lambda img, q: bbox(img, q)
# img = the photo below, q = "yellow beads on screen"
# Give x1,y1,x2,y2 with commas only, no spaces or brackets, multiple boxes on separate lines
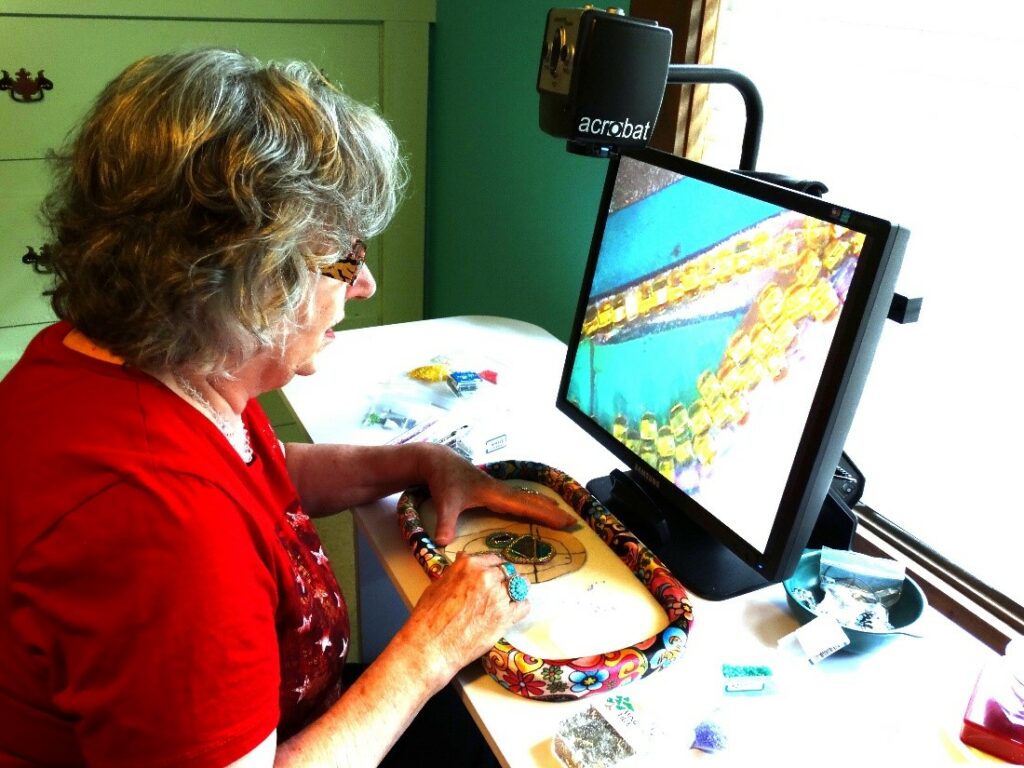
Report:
639,411,658,441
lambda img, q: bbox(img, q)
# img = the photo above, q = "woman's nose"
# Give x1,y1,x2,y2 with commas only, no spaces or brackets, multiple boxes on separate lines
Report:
347,265,376,300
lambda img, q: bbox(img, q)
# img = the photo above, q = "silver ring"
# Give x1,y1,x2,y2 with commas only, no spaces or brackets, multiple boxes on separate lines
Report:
497,561,528,601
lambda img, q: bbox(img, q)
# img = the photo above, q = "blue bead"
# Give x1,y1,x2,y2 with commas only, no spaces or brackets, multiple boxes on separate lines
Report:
692,719,727,752
508,575,529,601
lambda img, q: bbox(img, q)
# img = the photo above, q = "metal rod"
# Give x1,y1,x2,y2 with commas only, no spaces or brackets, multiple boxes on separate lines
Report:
667,64,763,171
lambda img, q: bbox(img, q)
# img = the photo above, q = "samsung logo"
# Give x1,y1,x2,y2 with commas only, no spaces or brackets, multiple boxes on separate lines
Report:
631,462,661,488
577,115,652,141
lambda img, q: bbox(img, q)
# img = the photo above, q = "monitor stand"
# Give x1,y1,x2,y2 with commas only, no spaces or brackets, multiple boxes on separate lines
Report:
586,469,772,601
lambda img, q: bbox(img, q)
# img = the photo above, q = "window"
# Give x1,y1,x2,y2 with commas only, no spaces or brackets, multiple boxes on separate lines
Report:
699,0,1024,626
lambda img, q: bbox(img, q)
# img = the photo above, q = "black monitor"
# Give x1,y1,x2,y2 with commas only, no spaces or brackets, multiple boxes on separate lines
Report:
556,147,909,600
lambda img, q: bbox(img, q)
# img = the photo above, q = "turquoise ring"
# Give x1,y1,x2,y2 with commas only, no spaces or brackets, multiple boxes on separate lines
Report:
499,562,517,580
507,574,529,602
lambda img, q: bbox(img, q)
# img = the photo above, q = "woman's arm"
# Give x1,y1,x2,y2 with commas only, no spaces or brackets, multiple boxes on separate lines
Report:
284,441,574,544
228,552,525,767
263,442,573,766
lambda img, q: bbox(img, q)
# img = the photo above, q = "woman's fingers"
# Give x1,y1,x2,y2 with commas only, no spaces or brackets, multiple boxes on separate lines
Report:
411,552,532,671
485,484,577,531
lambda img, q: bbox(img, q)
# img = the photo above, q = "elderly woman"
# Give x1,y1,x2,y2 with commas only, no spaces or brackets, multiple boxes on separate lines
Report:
0,49,573,767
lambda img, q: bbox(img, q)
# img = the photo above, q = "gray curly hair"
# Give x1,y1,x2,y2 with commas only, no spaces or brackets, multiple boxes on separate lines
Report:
37,47,406,375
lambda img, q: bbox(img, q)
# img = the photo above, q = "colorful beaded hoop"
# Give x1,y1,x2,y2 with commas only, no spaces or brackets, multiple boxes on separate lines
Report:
396,459,694,701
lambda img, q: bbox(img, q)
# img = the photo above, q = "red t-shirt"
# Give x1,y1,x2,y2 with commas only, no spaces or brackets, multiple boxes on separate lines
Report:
0,323,350,767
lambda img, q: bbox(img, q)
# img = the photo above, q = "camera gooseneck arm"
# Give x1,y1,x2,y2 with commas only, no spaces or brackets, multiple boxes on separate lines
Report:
666,64,763,172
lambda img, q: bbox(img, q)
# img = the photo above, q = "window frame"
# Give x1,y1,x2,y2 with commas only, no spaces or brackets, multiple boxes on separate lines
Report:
635,0,1023,653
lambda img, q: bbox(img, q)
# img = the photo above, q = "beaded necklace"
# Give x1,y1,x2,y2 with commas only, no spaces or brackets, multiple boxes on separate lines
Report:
173,373,253,463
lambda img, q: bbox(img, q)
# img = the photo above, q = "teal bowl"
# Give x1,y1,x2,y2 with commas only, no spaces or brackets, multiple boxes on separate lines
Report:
783,549,927,654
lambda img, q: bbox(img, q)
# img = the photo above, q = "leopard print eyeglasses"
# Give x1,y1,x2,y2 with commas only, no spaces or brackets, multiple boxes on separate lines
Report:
319,239,367,285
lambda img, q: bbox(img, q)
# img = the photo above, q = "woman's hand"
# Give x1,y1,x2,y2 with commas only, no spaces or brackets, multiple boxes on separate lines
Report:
417,445,576,545
404,552,529,682
274,551,527,767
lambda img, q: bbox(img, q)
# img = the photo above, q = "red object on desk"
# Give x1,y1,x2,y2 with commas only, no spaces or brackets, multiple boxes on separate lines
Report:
961,662,1024,764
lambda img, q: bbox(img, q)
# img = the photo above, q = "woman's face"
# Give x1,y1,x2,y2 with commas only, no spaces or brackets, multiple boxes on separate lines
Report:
244,262,377,392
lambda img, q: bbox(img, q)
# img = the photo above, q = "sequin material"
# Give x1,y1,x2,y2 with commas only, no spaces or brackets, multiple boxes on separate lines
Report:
396,460,694,701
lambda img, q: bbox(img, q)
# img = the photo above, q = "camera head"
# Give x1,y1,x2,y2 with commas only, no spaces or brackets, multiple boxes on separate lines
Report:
537,7,672,157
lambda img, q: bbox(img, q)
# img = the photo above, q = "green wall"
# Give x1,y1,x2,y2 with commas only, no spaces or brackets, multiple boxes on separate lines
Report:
425,1,612,342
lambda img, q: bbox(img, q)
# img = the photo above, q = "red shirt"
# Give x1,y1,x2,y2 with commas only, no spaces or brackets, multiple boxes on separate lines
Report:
0,323,349,767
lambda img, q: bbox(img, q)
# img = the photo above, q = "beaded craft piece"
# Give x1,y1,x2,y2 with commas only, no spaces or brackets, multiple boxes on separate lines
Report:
396,459,694,701
443,523,586,584
484,531,556,564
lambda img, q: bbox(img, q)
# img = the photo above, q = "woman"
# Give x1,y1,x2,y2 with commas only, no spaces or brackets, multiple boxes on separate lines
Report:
0,49,574,767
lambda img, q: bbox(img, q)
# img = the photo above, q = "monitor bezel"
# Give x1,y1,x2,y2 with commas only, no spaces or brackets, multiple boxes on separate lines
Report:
555,146,907,588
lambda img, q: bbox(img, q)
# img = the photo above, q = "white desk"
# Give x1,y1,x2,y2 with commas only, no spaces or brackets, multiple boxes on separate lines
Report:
283,316,999,767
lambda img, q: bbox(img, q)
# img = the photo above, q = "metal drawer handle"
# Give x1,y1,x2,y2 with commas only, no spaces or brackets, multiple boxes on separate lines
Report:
22,245,50,267
1,68,54,102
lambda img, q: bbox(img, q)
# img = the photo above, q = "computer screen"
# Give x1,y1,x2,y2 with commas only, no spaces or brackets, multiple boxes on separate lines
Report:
557,148,908,599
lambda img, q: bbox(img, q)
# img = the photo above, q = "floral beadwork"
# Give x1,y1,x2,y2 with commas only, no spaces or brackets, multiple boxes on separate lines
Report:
395,460,694,701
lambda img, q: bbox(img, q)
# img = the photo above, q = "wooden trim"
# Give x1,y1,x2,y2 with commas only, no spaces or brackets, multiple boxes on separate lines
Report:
853,510,1019,654
629,0,721,159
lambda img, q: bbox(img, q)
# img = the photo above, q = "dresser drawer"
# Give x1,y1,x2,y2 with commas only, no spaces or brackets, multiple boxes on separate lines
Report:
0,160,56,328
0,15,380,162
